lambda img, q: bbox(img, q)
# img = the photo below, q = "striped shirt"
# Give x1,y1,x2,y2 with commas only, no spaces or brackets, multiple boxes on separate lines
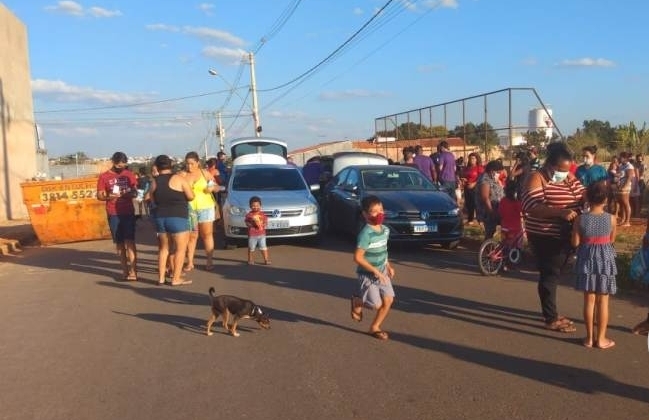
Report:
356,224,390,275
522,174,584,237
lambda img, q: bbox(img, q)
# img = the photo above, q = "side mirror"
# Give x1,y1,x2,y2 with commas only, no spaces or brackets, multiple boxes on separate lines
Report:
343,184,358,194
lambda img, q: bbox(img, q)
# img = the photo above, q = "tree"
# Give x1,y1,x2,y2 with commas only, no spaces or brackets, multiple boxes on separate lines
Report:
614,122,649,154
448,122,499,147
581,120,617,151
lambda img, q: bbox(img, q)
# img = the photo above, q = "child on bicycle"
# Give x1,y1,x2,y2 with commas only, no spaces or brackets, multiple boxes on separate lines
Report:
498,180,523,248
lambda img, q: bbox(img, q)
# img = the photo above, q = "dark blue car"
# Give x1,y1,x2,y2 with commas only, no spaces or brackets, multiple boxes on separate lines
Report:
324,165,463,248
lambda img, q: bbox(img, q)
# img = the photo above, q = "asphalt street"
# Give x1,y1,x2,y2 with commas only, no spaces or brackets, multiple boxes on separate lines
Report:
0,220,648,420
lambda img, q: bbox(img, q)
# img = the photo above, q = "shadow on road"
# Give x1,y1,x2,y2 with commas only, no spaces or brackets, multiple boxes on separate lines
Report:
388,330,649,404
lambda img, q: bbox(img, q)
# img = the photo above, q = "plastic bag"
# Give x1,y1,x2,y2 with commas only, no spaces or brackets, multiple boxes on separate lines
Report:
629,248,649,285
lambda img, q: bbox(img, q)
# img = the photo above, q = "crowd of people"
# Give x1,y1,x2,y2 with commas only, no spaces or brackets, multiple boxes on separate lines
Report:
96,144,649,343
395,141,649,346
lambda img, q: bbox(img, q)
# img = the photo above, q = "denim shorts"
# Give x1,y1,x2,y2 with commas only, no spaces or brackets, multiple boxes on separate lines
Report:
248,235,267,251
107,214,136,244
357,265,395,309
189,207,215,231
155,216,190,234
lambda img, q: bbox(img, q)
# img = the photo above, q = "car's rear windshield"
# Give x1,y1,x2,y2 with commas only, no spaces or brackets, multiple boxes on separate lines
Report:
232,167,306,191
361,168,436,190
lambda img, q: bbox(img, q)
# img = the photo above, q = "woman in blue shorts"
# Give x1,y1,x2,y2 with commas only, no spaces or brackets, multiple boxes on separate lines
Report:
149,155,194,286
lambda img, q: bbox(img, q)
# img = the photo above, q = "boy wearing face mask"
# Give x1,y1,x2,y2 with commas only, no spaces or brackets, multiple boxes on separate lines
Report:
575,145,607,187
97,151,139,281
350,195,395,341
522,142,585,333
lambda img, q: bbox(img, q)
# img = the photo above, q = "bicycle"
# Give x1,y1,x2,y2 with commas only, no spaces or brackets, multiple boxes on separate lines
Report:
478,228,525,276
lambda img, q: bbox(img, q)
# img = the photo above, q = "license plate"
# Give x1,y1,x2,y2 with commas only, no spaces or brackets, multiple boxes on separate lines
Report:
412,222,437,233
267,220,290,229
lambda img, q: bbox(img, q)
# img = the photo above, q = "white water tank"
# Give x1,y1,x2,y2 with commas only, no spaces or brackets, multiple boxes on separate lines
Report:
528,107,553,139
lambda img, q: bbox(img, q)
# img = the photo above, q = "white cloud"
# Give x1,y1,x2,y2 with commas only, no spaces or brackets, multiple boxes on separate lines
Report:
202,46,247,64
556,57,615,68
401,0,459,12
48,126,99,137
146,24,245,47
31,79,155,104
145,23,180,32
198,3,216,15
353,7,363,15
417,63,444,73
88,7,122,17
267,110,308,120
44,1,121,18
319,89,389,101
183,26,246,46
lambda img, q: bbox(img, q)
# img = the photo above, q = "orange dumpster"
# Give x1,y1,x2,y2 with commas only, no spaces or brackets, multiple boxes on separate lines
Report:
20,176,111,245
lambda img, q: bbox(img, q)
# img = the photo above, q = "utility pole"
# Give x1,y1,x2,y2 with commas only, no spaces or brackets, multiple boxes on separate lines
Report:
248,52,261,137
217,111,225,152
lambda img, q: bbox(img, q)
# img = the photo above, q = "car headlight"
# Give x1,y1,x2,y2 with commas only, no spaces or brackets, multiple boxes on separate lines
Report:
447,208,460,216
228,205,247,216
383,210,398,219
304,204,318,216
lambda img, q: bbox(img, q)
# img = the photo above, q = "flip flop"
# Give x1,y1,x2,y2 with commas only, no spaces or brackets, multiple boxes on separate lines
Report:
183,265,194,273
544,320,576,333
125,273,138,281
350,295,362,322
368,330,389,340
596,339,615,350
170,280,193,287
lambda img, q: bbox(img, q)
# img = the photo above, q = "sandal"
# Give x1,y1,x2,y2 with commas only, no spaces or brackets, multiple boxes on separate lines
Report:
369,330,389,340
125,273,138,281
545,319,576,333
183,265,194,273
350,295,362,322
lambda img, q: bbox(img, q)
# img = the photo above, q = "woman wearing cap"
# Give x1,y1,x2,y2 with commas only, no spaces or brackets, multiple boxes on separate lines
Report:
521,142,585,333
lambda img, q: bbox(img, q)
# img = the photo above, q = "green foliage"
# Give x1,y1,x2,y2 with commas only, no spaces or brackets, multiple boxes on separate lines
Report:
448,122,499,147
56,151,90,164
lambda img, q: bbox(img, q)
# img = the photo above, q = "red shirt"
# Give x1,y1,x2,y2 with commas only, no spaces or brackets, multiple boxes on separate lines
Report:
97,169,137,216
245,210,268,237
462,165,484,184
498,197,523,236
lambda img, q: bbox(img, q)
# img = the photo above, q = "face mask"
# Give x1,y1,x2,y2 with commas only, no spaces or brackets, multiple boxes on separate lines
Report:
112,166,124,174
583,157,593,166
367,213,385,225
552,170,569,183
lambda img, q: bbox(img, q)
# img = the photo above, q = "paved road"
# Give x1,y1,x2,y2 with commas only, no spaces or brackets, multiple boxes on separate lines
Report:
0,221,648,420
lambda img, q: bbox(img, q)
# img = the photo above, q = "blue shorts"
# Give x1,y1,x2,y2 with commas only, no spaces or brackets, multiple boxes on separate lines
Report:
189,207,215,231
357,265,395,308
107,214,136,244
248,235,267,251
155,216,190,234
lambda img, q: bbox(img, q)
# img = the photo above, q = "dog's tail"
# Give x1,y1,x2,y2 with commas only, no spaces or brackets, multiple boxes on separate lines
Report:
208,287,216,298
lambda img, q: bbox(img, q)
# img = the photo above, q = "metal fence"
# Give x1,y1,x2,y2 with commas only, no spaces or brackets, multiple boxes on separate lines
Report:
374,87,561,152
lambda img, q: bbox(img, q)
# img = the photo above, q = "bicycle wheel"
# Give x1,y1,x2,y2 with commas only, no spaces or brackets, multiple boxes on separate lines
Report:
478,239,504,276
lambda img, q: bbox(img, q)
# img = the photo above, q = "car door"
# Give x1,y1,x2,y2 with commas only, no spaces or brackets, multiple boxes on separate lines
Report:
339,168,362,233
326,168,350,231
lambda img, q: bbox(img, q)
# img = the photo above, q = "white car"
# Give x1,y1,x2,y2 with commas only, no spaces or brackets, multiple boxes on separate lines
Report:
222,164,321,246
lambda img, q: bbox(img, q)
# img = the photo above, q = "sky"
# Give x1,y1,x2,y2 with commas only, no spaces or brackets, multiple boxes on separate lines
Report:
3,0,649,159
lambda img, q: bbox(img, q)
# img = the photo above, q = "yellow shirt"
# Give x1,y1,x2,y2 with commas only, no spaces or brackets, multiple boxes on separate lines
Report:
189,172,215,211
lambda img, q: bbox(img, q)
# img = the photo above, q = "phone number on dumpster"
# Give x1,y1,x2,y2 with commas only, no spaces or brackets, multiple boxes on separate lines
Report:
38,181,97,202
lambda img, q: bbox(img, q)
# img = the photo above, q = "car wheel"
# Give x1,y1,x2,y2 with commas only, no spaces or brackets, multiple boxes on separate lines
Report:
224,236,238,250
441,240,460,250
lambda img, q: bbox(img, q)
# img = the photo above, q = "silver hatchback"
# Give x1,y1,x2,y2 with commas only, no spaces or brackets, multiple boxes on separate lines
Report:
222,164,321,246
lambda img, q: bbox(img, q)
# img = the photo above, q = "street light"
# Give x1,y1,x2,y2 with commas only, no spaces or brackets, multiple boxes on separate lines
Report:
208,51,261,138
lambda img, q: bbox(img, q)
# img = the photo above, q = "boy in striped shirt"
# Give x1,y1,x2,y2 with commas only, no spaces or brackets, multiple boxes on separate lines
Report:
350,195,396,340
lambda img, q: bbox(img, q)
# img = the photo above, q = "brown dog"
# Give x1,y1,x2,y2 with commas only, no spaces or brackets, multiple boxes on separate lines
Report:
206,287,270,337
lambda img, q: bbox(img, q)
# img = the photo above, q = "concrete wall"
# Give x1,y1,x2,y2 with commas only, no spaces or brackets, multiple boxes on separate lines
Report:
0,4,37,220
